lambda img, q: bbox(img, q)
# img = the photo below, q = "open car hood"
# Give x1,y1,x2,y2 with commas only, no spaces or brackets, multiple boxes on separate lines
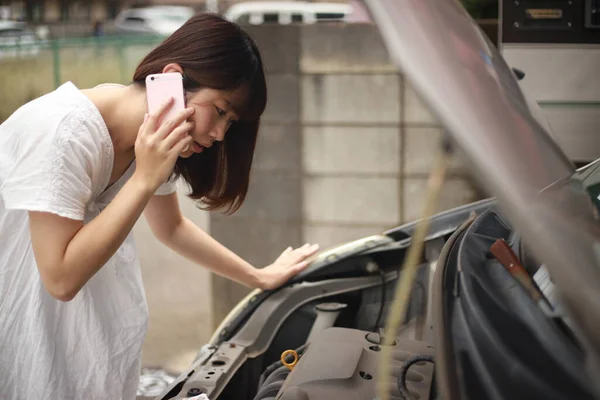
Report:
365,0,600,380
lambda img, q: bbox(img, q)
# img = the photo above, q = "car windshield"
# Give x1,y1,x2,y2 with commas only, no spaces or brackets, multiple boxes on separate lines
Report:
138,7,193,23
161,13,191,22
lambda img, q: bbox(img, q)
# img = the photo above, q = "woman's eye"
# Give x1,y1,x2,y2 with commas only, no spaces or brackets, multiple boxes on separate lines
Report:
215,106,226,116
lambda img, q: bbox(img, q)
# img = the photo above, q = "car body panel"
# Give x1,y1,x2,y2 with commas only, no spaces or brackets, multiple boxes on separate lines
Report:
156,1,600,398
208,199,497,347
366,0,600,383
223,1,357,25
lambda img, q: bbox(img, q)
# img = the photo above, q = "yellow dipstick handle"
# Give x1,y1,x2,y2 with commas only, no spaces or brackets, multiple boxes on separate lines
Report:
281,349,298,371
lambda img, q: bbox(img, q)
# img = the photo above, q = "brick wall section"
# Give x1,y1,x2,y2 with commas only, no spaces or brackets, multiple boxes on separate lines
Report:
300,25,400,249
209,25,304,327
209,23,481,326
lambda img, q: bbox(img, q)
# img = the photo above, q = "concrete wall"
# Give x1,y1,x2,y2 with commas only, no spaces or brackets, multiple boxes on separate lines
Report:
209,24,304,328
209,23,482,327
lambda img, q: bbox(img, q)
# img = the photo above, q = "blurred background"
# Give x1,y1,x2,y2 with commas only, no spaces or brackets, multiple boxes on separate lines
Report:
0,0,497,387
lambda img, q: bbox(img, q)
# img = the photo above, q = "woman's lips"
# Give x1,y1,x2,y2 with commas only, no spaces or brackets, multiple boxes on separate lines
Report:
193,141,203,153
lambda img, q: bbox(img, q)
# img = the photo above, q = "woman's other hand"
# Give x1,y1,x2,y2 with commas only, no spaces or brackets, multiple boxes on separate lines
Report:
257,243,320,291
133,98,195,192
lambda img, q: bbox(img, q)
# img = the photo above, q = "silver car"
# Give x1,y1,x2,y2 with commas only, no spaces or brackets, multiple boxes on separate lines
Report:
114,6,195,37
149,0,600,399
0,20,40,60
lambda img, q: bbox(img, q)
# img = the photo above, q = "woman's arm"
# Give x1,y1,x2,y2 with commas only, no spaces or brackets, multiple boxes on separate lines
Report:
29,99,195,302
30,177,155,301
144,192,318,290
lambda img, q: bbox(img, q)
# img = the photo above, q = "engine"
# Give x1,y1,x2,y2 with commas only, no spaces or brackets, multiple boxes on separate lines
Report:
253,327,434,400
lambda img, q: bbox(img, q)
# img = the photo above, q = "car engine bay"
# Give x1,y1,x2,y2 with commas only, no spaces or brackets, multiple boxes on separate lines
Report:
154,198,597,400
253,327,434,400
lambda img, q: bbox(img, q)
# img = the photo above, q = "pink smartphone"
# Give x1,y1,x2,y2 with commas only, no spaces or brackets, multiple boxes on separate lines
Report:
146,72,186,123
146,72,188,150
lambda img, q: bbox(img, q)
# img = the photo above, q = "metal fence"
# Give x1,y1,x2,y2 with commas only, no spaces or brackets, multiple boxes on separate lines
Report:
0,34,165,121
0,34,165,87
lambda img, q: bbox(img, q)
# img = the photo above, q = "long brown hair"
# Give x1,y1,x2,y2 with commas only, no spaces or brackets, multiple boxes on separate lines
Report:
132,13,267,214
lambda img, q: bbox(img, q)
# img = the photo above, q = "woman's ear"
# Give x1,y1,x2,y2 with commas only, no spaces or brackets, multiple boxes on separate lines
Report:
162,63,184,75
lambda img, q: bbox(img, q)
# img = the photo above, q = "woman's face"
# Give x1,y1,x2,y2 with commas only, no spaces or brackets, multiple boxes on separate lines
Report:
178,87,241,159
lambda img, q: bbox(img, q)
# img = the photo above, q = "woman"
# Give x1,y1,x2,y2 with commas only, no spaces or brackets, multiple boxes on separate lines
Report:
0,13,318,400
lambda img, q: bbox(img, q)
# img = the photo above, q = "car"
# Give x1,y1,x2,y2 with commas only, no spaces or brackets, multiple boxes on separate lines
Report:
114,6,195,36
223,1,370,25
0,20,40,60
151,0,600,399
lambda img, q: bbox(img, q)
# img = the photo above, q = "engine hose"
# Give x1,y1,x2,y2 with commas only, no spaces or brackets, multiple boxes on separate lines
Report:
261,365,291,389
375,140,451,400
397,355,435,400
253,380,288,400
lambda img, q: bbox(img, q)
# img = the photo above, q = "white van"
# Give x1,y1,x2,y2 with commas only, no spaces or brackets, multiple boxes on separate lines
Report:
223,1,371,25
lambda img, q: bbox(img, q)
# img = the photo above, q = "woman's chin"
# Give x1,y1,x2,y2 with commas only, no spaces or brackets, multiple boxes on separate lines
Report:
178,149,195,159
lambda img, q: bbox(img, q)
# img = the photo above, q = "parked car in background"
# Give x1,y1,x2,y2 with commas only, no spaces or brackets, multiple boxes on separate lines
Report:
224,1,371,25
114,6,195,36
0,20,40,59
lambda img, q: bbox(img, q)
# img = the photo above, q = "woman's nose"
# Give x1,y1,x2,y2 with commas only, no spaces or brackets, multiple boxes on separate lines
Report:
210,120,228,141
209,129,223,142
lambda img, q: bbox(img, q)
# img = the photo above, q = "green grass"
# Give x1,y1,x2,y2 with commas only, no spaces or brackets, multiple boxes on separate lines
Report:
0,39,159,122
0,52,54,122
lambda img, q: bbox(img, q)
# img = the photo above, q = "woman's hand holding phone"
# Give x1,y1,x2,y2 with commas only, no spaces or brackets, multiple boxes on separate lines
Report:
133,98,195,192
